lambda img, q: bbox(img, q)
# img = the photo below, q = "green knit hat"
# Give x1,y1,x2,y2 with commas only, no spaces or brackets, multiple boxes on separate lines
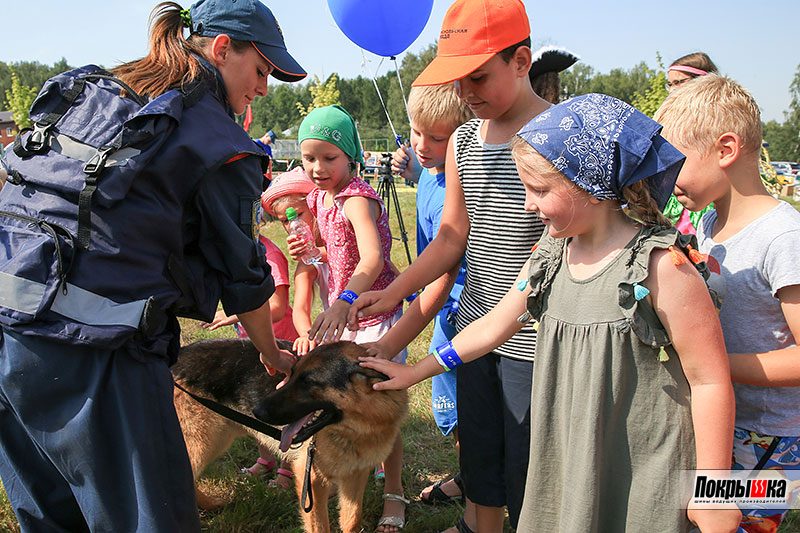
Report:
298,105,364,166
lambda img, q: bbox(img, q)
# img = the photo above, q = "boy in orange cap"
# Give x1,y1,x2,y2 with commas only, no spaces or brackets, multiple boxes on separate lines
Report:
349,0,550,530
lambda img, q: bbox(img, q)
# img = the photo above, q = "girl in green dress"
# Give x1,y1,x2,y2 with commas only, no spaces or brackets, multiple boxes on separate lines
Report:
360,94,741,532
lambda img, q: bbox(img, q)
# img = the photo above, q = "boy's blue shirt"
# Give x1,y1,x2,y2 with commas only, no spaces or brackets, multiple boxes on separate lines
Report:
416,170,466,305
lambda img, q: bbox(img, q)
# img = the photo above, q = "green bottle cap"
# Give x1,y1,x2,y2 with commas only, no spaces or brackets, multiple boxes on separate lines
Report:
286,207,298,220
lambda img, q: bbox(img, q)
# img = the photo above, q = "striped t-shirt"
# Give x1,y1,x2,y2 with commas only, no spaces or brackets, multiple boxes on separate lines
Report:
454,119,544,362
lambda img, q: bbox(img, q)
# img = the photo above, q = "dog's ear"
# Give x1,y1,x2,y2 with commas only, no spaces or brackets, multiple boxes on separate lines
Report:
350,363,390,383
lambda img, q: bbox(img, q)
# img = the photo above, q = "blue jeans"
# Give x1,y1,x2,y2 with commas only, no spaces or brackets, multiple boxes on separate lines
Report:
0,330,200,532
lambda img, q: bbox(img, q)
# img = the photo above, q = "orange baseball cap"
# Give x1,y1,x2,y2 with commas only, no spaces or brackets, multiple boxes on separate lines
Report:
413,0,530,87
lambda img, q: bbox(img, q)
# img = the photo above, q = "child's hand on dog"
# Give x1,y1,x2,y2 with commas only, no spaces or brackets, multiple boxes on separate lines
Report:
261,348,297,380
358,356,425,391
292,335,316,356
360,341,394,361
310,301,350,343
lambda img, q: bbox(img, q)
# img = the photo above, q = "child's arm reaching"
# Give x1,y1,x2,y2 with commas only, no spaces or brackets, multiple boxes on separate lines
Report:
349,137,469,321
360,259,531,390
648,249,741,532
362,263,460,360
291,262,319,355
310,196,384,343
200,309,240,330
727,284,800,386
201,285,288,330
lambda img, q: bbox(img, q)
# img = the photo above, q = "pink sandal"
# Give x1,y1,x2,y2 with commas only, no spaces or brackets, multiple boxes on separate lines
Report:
240,457,276,477
268,468,294,490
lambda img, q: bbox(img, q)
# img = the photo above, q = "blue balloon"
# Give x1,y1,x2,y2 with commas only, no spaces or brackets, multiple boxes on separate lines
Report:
328,0,434,57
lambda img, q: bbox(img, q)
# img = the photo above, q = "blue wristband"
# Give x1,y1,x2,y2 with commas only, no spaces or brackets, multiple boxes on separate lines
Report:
338,290,358,305
405,292,418,303
434,341,463,370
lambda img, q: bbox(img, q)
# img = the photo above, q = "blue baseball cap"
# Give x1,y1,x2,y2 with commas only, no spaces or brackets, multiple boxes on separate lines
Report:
189,0,307,82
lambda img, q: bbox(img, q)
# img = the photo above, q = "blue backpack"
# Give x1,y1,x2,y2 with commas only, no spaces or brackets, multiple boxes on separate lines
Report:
0,65,209,348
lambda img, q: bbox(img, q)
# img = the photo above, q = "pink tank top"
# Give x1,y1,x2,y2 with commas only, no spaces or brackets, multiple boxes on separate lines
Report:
307,176,401,326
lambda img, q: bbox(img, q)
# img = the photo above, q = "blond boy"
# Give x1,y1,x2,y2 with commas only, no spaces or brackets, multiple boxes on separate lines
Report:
656,75,800,533
373,84,477,528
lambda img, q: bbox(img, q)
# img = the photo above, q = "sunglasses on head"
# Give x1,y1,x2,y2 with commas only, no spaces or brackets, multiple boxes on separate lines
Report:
664,77,693,91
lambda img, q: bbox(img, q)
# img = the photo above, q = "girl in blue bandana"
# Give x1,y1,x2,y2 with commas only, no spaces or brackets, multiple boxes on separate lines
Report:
361,94,741,532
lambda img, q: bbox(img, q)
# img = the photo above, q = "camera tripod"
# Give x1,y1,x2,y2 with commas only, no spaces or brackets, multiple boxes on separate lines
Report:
376,154,412,266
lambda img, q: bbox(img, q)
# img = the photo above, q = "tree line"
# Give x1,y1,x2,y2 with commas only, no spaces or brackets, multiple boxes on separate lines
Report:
2,51,798,161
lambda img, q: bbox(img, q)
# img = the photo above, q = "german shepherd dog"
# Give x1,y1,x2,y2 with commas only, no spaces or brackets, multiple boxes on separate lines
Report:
172,337,408,533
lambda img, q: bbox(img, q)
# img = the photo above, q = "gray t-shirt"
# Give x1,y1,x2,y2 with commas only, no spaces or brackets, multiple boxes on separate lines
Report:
697,201,800,435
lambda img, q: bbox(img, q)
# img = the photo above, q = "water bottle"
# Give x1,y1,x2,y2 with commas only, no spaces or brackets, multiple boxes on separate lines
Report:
286,207,322,265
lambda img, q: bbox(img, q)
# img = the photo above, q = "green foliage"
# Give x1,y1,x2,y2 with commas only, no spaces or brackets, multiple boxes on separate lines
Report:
296,73,341,117
0,59,71,109
763,120,799,162
5,68,37,129
562,61,652,104
763,63,800,162
631,54,668,118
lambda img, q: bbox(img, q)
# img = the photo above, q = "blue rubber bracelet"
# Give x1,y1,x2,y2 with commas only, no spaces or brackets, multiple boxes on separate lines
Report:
405,292,418,303
338,290,358,305
434,341,463,370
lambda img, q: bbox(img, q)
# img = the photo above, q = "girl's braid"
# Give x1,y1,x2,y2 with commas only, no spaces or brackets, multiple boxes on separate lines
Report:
622,181,673,227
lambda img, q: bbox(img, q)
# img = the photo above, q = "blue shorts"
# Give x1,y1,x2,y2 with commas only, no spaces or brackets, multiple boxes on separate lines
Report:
0,330,201,533
429,311,458,436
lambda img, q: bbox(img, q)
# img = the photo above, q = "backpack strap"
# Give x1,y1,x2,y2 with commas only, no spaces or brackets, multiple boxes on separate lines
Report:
82,74,148,107
77,139,122,250
14,78,86,157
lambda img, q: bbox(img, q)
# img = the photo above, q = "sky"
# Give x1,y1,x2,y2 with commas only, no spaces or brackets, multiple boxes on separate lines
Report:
3,0,798,123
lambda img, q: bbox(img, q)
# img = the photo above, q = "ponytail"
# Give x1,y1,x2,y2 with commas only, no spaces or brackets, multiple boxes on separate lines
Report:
112,1,247,99
622,181,673,228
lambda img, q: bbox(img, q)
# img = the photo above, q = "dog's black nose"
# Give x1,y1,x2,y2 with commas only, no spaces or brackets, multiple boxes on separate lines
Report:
252,403,270,422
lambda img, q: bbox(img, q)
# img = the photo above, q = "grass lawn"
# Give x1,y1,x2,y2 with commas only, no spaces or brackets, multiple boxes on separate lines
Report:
1,188,799,531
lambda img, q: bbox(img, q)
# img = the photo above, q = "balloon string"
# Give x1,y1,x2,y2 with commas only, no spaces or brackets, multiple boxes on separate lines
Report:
391,56,411,126
361,49,399,145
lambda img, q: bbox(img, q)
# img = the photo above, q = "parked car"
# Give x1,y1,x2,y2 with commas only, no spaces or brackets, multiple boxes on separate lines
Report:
790,162,800,177
773,161,794,176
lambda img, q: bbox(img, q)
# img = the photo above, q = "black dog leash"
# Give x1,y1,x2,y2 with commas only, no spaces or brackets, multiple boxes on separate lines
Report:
173,380,284,442
300,438,316,513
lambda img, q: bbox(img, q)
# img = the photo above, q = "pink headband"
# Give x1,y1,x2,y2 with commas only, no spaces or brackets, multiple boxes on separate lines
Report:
668,65,708,77
261,167,316,215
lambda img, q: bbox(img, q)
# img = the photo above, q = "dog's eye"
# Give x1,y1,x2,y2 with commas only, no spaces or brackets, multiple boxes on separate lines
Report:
296,373,319,387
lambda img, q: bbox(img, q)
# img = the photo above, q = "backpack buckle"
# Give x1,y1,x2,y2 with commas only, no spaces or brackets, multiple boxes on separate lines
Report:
26,122,53,154
83,146,114,176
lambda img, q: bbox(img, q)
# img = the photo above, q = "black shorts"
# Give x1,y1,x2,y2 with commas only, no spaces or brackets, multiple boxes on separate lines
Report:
457,352,533,528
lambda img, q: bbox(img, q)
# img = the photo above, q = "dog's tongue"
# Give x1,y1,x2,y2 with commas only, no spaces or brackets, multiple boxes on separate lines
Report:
279,413,314,452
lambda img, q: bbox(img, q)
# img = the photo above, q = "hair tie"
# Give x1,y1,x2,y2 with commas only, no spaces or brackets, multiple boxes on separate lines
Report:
180,8,192,28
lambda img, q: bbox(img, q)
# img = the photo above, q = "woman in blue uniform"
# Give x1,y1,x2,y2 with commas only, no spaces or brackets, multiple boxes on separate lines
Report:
0,1,305,531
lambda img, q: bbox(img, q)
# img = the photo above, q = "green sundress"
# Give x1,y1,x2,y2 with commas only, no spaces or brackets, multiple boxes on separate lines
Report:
517,226,696,532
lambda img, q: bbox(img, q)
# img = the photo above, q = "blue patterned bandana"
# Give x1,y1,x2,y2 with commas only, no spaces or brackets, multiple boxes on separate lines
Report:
517,93,684,210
